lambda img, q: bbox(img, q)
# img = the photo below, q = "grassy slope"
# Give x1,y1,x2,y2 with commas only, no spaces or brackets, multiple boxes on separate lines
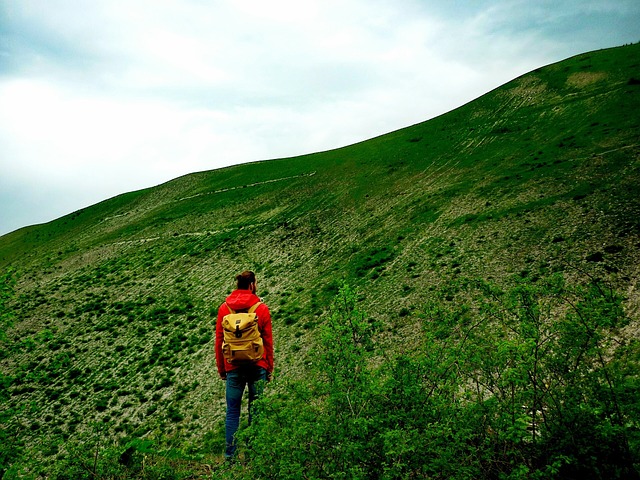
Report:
1,44,639,471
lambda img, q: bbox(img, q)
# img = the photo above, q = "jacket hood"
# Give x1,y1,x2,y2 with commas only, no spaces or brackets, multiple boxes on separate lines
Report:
225,289,261,311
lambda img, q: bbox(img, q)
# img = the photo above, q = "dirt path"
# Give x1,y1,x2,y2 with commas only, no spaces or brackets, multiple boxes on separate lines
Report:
177,171,316,201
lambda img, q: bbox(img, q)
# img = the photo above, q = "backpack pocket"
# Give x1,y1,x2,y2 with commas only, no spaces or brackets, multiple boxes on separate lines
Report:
222,312,264,364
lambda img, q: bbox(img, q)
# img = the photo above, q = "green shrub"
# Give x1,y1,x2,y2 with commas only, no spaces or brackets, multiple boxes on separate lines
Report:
353,246,395,278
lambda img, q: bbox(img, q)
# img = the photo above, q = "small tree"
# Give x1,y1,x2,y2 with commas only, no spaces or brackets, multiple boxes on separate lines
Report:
236,283,383,479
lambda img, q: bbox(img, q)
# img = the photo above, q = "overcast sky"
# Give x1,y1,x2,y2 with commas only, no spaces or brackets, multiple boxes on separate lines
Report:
1,1,639,236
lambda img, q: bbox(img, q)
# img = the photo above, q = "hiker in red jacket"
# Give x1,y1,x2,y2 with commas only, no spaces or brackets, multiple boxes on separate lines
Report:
215,270,273,460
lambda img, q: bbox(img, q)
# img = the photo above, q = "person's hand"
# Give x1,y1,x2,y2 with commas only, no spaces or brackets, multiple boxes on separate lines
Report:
220,373,227,380
266,372,272,383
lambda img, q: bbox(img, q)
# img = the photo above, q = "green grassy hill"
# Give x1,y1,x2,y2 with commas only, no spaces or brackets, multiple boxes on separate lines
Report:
1,44,639,478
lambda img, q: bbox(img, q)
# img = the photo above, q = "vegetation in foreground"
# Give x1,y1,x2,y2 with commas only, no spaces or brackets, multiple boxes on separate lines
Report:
235,280,639,479
2,273,639,478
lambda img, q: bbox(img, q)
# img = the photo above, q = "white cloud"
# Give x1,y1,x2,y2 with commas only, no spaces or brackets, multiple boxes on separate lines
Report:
1,0,639,235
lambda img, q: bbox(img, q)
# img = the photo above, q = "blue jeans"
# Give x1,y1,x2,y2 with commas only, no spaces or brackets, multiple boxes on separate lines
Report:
225,366,267,459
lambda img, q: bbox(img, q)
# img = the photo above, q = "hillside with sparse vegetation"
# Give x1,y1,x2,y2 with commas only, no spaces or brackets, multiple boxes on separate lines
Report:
1,43,639,478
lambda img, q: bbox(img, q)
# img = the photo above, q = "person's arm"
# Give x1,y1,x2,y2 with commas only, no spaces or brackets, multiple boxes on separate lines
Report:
215,304,227,379
259,304,274,378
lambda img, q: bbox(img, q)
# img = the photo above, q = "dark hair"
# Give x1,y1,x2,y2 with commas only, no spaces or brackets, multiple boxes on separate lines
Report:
236,270,256,290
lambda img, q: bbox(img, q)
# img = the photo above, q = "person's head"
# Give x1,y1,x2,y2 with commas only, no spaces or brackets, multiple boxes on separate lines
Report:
236,270,257,293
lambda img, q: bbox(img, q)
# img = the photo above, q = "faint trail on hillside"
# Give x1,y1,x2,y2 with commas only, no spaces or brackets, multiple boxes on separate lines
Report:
101,172,318,246
109,222,271,247
112,236,161,246
594,144,638,156
177,171,317,201
101,213,129,222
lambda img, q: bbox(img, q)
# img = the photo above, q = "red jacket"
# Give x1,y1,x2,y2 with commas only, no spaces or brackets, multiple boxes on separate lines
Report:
215,289,273,377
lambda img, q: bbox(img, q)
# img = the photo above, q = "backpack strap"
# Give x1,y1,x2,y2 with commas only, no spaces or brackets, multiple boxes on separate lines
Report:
248,302,262,314
225,303,235,314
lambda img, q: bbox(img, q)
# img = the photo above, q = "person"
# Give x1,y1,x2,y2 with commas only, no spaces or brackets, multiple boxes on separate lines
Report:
215,270,274,461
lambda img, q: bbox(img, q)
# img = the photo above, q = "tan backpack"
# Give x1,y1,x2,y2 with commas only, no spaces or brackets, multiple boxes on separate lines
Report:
221,302,264,364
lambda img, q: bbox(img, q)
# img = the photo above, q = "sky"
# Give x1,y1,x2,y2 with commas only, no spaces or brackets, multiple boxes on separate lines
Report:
1,1,639,236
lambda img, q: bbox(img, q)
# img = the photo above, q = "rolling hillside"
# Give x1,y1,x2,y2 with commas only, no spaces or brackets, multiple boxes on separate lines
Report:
1,43,639,477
